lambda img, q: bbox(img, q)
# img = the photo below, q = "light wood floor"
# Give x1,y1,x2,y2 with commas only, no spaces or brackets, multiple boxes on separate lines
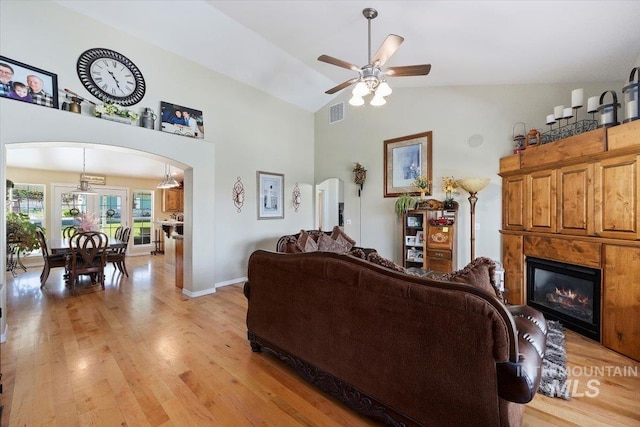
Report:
1,255,639,426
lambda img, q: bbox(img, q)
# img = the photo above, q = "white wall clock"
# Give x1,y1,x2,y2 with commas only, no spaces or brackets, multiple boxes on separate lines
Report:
77,48,146,106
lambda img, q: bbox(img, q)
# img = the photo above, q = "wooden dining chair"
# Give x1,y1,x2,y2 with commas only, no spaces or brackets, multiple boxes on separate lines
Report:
62,226,78,238
36,228,68,289
68,231,108,295
114,226,124,240
107,227,131,277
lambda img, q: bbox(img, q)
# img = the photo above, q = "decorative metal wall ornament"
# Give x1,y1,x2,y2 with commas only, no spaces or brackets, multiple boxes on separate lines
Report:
353,162,367,196
232,176,245,213
292,183,301,212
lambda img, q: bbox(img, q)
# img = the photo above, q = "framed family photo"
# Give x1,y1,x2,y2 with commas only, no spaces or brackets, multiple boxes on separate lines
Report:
0,55,58,109
160,101,204,139
383,131,432,197
257,171,284,219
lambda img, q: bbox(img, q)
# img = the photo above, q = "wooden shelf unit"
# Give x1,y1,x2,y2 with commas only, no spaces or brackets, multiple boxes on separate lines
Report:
499,120,640,361
402,201,458,273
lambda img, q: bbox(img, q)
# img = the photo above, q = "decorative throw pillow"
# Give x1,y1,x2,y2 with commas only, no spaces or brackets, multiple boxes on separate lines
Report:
317,233,349,254
348,248,366,259
333,233,354,252
366,252,407,273
297,230,318,252
437,257,502,299
330,226,356,247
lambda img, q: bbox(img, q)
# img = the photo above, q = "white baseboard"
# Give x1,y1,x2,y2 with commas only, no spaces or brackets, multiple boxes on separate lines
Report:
180,276,247,298
216,276,247,288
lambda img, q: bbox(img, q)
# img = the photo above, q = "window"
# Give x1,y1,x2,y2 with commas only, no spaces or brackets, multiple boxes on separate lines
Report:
10,183,45,228
132,190,153,246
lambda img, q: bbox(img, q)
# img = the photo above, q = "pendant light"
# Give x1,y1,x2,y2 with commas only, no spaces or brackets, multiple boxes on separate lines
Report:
157,163,179,189
71,148,97,195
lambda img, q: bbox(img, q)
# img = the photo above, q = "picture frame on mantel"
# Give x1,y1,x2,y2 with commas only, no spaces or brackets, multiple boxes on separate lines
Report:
160,101,204,139
383,131,432,197
257,171,284,220
0,55,58,109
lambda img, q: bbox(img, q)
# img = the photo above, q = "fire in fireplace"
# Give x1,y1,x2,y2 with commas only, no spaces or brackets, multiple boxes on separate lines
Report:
526,257,601,341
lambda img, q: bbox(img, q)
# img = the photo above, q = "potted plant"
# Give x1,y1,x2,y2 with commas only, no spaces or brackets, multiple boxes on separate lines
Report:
412,175,431,199
442,176,459,209
6,212,42,254
394,193,417,217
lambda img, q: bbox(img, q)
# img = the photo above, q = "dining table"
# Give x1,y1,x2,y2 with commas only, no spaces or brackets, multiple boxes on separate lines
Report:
48,237,127,255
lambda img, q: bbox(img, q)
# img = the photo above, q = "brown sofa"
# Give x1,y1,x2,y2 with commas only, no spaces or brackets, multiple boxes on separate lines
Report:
244,250,547,426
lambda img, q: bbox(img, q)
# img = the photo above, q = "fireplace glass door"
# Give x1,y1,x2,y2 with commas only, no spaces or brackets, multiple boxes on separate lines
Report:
527,257,601,341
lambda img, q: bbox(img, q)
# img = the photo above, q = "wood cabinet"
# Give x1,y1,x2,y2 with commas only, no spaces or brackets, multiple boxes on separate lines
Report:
499,123,640,361
526,169,556,232
594,154,640,240
602,245,640,361
558,163,593,235
502,175,526,230
501,233,524,305
163,188,183,212
402,203,457,273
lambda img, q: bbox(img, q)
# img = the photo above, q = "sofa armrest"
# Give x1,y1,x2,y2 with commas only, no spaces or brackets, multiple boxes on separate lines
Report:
496,305,547,403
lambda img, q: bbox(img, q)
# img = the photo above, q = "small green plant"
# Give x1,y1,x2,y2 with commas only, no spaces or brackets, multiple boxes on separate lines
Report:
6,212,42,253
394,193,417,217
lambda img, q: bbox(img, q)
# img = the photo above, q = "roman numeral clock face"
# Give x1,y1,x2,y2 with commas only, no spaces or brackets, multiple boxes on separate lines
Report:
77,48,145,106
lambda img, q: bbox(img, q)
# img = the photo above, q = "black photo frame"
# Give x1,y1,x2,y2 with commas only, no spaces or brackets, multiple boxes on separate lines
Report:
0,55,58,109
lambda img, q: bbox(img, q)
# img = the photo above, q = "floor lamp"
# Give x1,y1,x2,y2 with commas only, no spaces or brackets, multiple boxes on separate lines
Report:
457,178,490,261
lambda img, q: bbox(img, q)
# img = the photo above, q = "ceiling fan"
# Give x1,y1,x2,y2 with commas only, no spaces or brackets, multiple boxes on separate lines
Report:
318,7,431,106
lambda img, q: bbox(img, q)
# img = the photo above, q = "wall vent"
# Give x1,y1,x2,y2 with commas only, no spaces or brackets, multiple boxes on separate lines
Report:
329,102,344,124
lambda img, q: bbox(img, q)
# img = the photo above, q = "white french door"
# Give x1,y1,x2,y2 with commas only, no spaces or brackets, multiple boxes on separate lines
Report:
52,184,129,238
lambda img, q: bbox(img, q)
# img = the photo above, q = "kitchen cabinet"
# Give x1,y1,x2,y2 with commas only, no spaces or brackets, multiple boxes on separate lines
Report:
163,188,183,212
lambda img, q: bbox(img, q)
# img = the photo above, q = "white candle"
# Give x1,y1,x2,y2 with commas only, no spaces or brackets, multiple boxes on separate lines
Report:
554,105,565,119
601,107,613,125
587,96,599,113
627,101,638,119
546,114,556,124
571,88,584,108
563,107,573,118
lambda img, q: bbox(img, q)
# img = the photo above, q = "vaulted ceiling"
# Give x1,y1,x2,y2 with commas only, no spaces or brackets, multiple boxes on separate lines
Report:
8,1,640,178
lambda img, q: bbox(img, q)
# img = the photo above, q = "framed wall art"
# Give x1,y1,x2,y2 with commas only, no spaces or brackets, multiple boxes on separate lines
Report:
0,55,58,109
257,171,284,219
160,101,204,138
383,131,432,197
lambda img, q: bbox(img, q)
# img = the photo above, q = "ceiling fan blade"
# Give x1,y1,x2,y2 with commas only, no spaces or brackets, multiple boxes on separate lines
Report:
371,34,404,67
325,78,359,95
318,55,361,72
385,64,432,77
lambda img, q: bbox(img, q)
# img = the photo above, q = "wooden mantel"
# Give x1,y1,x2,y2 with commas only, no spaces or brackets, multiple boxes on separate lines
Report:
499,120,640,362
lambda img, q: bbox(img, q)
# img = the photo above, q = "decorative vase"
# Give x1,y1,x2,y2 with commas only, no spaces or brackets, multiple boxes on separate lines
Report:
419,189,426,200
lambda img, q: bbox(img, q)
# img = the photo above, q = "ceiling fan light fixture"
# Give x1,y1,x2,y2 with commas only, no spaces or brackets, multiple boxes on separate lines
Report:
377,80,392,97
353,81,370,97
349,94,365,106
370,94,386,106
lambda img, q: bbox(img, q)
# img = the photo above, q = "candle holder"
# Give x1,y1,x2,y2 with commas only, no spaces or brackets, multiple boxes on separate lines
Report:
622,67,639,123
597,90,620,128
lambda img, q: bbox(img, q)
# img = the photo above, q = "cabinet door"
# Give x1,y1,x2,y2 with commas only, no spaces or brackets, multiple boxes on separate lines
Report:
503,176,526,230
502,233,524,305
594,154,640,239
558,163,594,236
163,188,183,212
526,170,557,232
602,245,640,361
